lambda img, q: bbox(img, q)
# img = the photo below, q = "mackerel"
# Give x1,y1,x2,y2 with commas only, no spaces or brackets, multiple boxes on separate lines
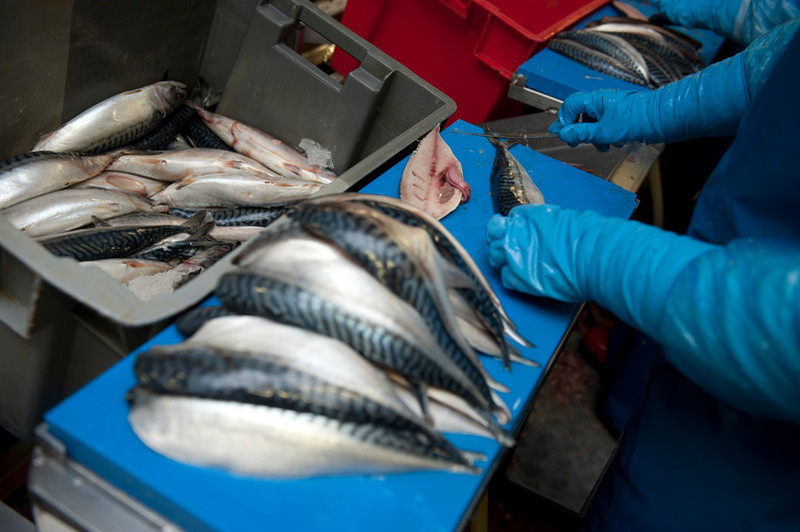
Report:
490,140,546,216
548,38,651,87
108,148,283,182
559,30,651,85
187,102,336,184
33,81,186,154
38,211,211,261
74,171,168,197
1,188,157,237
0,151,114,210
150,172,323,209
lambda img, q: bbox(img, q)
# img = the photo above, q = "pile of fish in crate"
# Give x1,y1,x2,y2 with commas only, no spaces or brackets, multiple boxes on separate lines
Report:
0,80,334,300
128,192,538,478
548,16,706,88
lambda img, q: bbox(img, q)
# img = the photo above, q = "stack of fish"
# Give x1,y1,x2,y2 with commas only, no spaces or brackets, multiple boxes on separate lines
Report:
127,193,537,477
0,81,337,299
548,17,706,88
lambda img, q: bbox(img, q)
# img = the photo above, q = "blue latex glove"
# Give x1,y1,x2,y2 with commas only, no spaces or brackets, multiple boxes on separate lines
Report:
548,19,799,148
650,0,800,44
486,204,800,425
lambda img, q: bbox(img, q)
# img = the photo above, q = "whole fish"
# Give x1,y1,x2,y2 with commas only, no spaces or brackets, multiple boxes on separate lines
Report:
0,151,114,210
38,211,211,261
74,171,168,197
489,140,545,216
228,228,511,433
187,102,336,185
1,188,158,237
399,125,470,220
33,81,186,154
175,306,239,337
150,173,323,209
320,193,534,350
548,38,650,87
108,148,283,182
105,211,267,242
128,345,478,477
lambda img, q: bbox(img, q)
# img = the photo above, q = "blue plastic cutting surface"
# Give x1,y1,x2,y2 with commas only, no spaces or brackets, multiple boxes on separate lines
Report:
44,120,637,532
517,1,726,100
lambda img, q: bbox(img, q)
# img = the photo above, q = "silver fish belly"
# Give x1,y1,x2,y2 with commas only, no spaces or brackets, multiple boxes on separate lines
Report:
32,81,186,154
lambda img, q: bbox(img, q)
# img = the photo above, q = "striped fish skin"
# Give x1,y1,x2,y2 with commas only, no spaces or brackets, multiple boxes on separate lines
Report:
1,188,156,237
32,81,186,154
187,102,336,185
129,104,196,151
38,211,209,262
559,30,652,85
284,202,512,425
214,271,496,421
175,306,238,337
316,193,533,348
169,203,293,227
128,389,478,477
490,143,545,217
130,345,477,476
0,151,114,210
150,173,323,209
181,114,232,151
169,242,238,288
548,38,651,87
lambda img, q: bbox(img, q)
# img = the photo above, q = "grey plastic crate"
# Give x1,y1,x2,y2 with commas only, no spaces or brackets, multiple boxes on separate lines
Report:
0,0,455,440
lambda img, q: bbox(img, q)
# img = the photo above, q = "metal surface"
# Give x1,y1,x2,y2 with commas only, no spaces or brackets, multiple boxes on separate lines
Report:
0,501,34,532
507,73,563,113
482,112,662,194
29,425,187,532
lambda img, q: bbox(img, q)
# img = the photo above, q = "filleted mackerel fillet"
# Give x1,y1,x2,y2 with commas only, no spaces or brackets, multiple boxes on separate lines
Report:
489,140,545,216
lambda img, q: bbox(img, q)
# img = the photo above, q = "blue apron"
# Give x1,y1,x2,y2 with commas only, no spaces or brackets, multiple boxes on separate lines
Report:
584,29,800,531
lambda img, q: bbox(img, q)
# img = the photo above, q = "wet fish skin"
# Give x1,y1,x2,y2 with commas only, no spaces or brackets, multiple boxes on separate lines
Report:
128,104,196,151
181,114,232,151
108,148,283,183
169,204,294,227
1,188,157,237
38,211,210,262
286,202,506,418
175,306,238,337
490,141,545,217
150,172,323,209
320,193,533,348
74,171,168,197
214,271,494,417
558,30,652,85
33,81,186,154
187,102,336,185
0,151,115,210
128,388,478,477
548,38,651,87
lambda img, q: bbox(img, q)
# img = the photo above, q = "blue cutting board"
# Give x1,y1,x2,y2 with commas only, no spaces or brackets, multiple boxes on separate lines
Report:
44,120,638,532
517,0,726,100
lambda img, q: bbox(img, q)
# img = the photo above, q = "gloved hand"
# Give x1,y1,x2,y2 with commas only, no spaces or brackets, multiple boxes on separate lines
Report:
547,19,798,148
486,204,800,425
650,0,800,44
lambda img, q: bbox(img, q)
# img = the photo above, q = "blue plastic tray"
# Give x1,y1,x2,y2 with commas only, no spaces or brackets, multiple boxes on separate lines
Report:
44,120,638,532
517,0,726,100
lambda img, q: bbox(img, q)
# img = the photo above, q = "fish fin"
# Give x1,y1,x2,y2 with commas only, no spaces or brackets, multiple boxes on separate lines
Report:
441,260,479,292
504,320,537,348
487,376,510,394
409,380,434,426
91,216,112,228
460,450,488,464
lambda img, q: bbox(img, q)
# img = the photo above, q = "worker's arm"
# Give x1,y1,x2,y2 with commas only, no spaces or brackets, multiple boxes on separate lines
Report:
651,0,800,44
486,205,800,425
547,19,799,149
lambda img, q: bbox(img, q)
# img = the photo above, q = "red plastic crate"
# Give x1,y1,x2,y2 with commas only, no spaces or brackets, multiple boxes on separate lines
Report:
331,0,609,124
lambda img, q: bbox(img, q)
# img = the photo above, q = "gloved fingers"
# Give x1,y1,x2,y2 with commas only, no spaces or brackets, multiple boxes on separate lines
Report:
557,123,601,147
488,239,508,268
548,92,597,135
500,265,541,296
485,214,509,241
